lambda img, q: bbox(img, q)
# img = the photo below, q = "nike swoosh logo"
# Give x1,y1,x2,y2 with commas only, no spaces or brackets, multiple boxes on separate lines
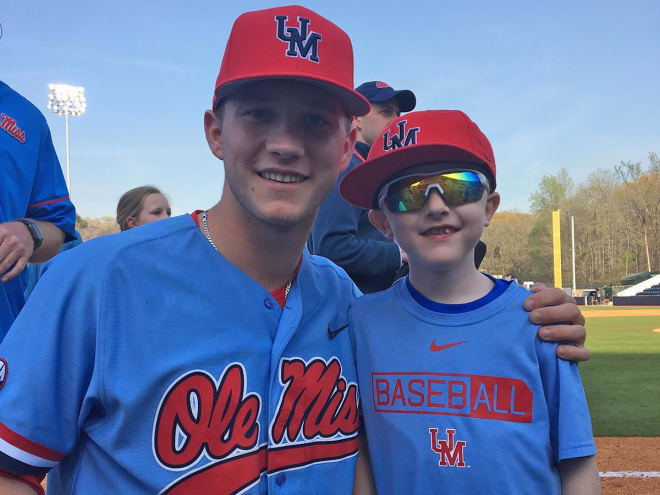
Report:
328,324,349,340
430,340,468,352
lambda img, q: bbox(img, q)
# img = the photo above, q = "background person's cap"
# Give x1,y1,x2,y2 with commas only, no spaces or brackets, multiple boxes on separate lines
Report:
355,81,416,112
213,5,370,116
340,110,496,209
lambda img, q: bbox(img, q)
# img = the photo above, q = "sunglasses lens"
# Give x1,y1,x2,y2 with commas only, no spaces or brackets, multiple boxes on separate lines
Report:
383,171,485,212
440,172,486,205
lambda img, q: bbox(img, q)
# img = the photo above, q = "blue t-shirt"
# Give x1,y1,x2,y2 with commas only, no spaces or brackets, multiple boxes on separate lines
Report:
0,80,76,339
0,215,361,494
349,276,596,495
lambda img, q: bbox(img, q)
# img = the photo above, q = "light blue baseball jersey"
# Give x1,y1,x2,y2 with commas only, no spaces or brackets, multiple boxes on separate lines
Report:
0,214,361,494
0,80,76,340
349,277,596,495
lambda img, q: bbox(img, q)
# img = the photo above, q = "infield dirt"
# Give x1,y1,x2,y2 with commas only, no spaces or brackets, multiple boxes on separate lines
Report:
597,437,660,494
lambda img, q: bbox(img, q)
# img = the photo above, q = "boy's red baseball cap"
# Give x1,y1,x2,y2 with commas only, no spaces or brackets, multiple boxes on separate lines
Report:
213,5,370,116
340,110,497,209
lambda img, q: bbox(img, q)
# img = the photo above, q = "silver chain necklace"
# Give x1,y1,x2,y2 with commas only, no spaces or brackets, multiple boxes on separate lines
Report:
201,210,292,300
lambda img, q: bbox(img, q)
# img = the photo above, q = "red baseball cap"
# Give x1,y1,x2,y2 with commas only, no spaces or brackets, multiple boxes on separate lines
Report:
213,5,370,116
340,110,497,209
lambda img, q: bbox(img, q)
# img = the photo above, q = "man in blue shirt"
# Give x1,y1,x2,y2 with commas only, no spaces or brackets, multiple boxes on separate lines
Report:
0,81,76,340
309,81,416,293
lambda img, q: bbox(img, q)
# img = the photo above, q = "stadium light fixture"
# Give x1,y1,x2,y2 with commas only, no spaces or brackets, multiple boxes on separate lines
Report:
48,83,87,193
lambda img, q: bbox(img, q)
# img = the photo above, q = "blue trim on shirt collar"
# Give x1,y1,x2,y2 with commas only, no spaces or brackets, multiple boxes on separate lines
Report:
406,274,512,313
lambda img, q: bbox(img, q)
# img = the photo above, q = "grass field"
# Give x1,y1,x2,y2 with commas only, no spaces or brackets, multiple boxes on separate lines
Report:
579,306,660,436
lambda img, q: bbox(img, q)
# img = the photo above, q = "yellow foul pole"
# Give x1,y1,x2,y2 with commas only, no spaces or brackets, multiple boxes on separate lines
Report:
552,209,562,288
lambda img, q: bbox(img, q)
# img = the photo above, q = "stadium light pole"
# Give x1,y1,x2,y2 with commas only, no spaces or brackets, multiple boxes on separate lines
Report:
48,84,86,194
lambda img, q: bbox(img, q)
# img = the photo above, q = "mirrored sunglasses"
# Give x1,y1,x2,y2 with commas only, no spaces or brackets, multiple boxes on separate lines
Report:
378,170,490,213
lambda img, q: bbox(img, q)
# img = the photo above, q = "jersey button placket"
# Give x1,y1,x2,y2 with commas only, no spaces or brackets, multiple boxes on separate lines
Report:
264,298,274,309
275,473,286,486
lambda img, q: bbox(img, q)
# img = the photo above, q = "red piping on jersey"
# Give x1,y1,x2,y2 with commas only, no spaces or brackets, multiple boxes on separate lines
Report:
163,436,358,494
0,420,66,462
27,197,71,209
352,149,366,163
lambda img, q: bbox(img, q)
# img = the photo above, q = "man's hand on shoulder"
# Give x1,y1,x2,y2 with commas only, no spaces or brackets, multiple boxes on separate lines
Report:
0,221,34,282
523,284,589,362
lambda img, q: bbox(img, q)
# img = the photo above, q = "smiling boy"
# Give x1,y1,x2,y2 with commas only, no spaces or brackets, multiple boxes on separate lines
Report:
341,110,600,494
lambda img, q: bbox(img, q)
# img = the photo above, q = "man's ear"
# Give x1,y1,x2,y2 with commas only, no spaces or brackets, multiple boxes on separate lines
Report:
338,124,357,174
204,109,223,160
484,192,500,227
368,208,393,238
353,115,363,134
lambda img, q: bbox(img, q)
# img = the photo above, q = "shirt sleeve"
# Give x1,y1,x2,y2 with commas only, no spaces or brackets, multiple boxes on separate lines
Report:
25,118,76,241
0,248,100,475
536,340,597,462
310,159,401,290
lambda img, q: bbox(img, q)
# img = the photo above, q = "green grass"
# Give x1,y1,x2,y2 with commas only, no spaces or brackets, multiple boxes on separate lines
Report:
579,314,660,436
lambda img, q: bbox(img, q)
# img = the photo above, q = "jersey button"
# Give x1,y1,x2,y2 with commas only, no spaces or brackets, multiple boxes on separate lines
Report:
264,298,274,309
275,473,286,486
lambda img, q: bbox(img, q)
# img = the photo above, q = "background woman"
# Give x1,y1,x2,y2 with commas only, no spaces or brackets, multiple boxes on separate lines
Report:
116,185,171,231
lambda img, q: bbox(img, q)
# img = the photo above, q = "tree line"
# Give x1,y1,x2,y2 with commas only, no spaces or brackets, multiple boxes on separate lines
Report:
481,153,659,288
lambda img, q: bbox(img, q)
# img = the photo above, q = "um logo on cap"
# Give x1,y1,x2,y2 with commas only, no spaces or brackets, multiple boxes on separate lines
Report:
275,16,322,63
383,120,421,152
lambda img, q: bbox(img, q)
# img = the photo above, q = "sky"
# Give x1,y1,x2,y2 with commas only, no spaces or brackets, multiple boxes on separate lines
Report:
2,1,659,218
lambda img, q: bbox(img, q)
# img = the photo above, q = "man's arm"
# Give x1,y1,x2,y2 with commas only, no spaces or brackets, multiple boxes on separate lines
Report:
0,474,43,495
559,456,601,495
353,434,376,495
0,220,65,282
523,285,589,362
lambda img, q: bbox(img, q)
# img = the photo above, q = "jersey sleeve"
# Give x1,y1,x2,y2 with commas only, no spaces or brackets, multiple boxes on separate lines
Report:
0,248,101,475
536,340,597,462
26,118,76,241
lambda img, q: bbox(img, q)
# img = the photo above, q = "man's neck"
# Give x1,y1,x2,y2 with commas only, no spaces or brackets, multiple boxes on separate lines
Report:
201,201,308,292
408,253,493,304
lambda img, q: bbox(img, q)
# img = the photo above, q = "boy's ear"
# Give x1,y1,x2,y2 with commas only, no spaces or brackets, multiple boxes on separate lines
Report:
368,209,393,238
484,192,500,227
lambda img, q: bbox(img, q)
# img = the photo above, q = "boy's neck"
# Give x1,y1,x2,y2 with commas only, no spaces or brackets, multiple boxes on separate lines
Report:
407,254,494,304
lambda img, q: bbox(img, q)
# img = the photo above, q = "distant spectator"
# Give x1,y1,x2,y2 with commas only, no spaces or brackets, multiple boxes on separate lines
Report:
116,186,171,231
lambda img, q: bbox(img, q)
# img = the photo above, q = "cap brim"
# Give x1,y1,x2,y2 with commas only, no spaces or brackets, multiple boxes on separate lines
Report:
215,75,370,116
339,144,492,209
392,90,416,112
366,89,416,112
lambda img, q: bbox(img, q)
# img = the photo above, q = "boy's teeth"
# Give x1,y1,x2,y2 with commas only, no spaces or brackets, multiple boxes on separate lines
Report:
427,227,454,235
261,171,302,183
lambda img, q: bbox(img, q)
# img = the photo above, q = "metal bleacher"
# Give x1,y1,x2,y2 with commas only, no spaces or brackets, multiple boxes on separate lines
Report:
638,283,660,296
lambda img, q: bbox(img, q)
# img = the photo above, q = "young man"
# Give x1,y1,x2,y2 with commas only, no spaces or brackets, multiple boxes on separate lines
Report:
341,110,600,494
0,6,588,495
310,81,417,293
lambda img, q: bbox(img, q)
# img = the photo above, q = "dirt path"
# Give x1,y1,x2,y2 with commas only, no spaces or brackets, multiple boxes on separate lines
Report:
597,437,660,494
584,309,660,317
